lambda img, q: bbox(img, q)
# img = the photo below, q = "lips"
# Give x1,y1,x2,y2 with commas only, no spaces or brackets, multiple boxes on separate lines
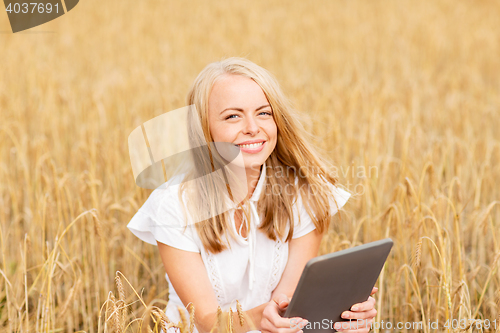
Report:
236,141,265,149
235,141,266,153
235,139,266,145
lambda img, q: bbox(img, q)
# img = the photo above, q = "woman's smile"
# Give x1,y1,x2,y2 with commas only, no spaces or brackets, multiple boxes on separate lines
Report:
208,74,278,171
235,140,266,153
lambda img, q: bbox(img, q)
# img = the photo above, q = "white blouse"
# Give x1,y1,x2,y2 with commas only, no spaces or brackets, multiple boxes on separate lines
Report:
127,162,351,332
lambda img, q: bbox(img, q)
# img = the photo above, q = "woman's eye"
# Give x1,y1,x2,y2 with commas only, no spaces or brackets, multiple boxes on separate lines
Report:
226,114,239,120
260,111,272,116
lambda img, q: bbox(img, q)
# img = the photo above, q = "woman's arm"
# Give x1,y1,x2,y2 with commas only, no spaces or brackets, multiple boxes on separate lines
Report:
260,229,323,333
261,230,378,333
157,241,267,333
272,229,323,300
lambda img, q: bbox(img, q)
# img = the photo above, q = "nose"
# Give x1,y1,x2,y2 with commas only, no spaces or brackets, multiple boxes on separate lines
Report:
242,114,260,136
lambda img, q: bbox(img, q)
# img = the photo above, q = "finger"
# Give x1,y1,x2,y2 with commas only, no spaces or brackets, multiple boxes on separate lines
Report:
334,319,373,332
370,287,378,295
273,294,290,310
335,327,372,333
336,326,372,332
263,302,307,330
350,296,376,312
341,309,377,321
262,316,309,333
288,318,310,330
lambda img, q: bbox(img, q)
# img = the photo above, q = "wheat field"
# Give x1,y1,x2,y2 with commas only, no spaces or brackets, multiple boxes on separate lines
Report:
1,0,500,332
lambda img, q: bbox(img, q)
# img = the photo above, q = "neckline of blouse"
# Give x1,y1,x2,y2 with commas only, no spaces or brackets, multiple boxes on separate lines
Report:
228,161,266,237
226,161,267,291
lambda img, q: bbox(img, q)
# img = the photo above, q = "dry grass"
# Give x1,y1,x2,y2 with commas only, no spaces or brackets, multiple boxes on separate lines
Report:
1,0,500,332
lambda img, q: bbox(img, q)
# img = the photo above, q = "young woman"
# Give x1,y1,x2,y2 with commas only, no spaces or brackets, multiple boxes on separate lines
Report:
127,57,377,333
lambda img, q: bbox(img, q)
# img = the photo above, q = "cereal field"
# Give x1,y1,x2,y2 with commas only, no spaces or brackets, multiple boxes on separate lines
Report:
0,0,499,331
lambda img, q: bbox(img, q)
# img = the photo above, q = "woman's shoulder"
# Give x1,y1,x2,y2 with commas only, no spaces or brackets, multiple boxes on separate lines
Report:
128,172,201,251
136,173,190,225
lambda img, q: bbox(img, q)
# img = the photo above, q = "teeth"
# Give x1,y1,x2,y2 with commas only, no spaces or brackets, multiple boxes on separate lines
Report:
238,142,264,148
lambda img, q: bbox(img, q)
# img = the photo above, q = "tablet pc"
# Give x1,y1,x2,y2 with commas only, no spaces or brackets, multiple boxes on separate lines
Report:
284,238,393,333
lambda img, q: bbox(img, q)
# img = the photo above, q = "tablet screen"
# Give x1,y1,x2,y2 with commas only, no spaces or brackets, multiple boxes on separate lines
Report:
284,238,393,333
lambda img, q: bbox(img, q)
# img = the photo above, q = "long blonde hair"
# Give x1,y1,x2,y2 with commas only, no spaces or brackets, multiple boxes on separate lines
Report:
179,57,343,254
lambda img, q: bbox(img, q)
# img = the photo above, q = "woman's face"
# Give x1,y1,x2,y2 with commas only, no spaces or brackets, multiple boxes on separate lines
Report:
208,74,277,172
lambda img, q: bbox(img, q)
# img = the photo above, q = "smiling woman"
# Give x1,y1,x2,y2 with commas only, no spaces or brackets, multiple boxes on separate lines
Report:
208,74,278,188
127,57,376,333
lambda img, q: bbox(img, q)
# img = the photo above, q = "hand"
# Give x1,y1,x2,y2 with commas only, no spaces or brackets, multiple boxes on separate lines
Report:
333,287,378,333
261,293,309,333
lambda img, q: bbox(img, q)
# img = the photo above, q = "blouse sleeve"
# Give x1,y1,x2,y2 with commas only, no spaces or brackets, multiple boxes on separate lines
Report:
127,184,200,253
292,181,351,239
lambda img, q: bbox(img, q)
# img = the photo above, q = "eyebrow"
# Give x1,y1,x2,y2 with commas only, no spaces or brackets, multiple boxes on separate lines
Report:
221,104,271,114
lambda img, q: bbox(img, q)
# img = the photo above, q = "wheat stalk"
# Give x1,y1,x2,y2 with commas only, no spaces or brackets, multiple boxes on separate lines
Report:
236,300,244,327
2,1,500,331
227,308,234,333
116,274,127,325
188,303,195,333
178,305,188,333
410,238,423,271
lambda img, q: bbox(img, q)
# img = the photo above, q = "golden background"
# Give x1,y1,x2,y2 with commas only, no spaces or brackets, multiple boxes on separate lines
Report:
0,0,499,331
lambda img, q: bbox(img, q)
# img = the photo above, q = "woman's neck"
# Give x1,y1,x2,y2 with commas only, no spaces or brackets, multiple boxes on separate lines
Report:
245,164,262,200
225,163,263,202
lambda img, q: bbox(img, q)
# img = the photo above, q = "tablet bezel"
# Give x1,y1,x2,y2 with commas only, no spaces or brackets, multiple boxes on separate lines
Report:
283,238,394,333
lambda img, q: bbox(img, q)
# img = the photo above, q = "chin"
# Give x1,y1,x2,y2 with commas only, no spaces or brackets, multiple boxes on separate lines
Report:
225,144,274,171
244,156,269,170
227,155,266,170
